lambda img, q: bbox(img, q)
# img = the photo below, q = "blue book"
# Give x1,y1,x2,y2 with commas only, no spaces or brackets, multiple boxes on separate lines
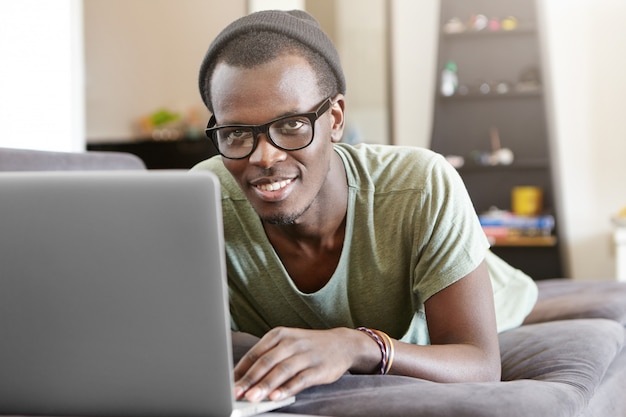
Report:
479,213,555,230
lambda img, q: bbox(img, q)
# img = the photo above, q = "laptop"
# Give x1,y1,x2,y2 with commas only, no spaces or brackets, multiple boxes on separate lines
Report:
0,170,295,417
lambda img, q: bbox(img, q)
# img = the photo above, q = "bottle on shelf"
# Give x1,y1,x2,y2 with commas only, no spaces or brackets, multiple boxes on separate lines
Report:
440,61,458,97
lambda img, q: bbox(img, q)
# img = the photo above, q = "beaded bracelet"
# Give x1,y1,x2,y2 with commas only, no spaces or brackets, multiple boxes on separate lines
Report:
373,329,395,375
356,327,395,375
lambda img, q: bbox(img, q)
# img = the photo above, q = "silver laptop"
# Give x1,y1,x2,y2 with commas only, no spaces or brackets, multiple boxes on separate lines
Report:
0,170,294,417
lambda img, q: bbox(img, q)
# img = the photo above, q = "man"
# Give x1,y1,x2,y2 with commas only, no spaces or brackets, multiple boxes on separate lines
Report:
193,9,537,403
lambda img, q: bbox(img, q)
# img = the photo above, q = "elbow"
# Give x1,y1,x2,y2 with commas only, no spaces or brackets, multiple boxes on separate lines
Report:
480,360,502,382
459,346,501,383
475,350,502,382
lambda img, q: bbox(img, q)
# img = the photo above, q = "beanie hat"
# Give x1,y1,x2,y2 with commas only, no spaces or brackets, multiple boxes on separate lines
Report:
198,9,346,109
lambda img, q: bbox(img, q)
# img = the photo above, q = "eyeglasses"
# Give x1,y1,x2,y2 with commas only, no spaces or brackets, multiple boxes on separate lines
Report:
205,98,332,160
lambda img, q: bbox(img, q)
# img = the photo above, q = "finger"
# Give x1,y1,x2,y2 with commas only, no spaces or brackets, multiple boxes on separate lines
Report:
268,367,319,401
242,353,311,402
234,330,301,398
233,328,285,380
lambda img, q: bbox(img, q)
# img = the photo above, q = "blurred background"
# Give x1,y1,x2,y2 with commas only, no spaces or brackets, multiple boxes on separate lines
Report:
1,0,625,282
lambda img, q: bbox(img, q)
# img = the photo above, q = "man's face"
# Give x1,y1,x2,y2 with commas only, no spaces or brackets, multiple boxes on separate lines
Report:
210,54,344,225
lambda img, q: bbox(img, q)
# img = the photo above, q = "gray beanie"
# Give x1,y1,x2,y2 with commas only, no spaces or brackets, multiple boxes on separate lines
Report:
198,9,346,109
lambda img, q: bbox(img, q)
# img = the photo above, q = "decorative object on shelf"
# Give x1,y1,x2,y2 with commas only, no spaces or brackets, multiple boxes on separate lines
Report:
440,61,459,97
442,15,521,35
516,67,542,93
488,17,501,31
443,17,466,34
489,126,514,165
469,127,514,166
469,14,489,31
495,81,511,94
442,80,527,97
445,154,465,169
512,186,543,216
184,107,204,140
501,16,519,31
479,81,491,94
457,84,470,95
137,108,183,141
136,107,207,142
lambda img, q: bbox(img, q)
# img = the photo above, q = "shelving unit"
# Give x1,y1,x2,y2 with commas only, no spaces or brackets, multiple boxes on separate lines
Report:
87,139,218,170
430,0,563,279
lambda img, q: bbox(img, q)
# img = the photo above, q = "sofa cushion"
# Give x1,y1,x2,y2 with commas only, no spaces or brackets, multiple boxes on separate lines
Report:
0,147,145,171
277,319,624,417
525,279,626,325
499,319,624,386
580,332,626,417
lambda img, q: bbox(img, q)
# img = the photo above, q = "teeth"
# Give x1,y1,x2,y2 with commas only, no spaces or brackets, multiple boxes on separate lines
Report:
257,179,291,192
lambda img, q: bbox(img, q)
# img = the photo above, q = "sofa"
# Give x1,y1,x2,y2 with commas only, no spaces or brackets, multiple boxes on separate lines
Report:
2,147,625,417
0,146,145,171
264,279,626,417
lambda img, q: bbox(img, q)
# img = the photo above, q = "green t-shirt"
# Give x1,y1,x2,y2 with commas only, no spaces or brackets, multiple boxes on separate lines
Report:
192,143,537,345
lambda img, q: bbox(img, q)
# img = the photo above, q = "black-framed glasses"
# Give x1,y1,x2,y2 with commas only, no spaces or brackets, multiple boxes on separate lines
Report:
205,98,332,160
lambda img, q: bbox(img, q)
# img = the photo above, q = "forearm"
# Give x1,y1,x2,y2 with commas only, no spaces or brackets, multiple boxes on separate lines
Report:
389,339,501,382
349,328,501,382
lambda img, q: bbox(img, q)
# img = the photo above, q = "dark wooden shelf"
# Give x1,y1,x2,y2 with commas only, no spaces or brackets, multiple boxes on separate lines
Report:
432,0,562,279
87,138,218,170
441,27,537,39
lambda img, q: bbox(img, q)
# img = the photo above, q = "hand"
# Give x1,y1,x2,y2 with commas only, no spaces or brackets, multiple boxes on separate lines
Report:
233,326,366,402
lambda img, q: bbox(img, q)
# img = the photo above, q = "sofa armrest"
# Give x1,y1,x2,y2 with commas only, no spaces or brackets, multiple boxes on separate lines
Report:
525,279,626,326
0,147,146,171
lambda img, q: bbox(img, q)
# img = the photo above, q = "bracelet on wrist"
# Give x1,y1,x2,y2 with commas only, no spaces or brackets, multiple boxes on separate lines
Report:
356,327,395,375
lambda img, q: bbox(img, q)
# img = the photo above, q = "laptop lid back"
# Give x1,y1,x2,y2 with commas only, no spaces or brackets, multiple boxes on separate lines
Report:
0,170,234,417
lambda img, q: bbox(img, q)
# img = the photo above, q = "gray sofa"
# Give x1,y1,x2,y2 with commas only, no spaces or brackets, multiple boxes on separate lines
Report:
2,147,626,417
234,279,626,417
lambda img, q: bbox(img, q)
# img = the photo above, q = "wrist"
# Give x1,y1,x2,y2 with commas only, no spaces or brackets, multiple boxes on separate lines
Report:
355,327,395,375
335,327,386,374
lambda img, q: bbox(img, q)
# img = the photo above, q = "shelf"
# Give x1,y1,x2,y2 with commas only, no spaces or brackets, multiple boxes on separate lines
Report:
433,0,563,279
441,27,537,39
87,139,218,169
440,89,542,101
488,235,557,247
457,160,550,172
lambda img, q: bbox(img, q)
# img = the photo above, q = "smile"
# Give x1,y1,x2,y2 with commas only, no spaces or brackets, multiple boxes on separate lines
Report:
256,179,293,192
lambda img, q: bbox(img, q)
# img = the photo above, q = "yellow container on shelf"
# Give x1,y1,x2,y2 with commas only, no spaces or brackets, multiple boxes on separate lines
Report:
512,186,543,216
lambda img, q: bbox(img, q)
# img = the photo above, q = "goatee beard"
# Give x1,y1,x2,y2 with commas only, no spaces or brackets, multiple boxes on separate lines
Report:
263,214,298,225
260,198,315,226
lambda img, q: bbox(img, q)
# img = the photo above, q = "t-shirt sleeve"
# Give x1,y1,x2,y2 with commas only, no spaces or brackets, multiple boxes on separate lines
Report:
412,155,490,302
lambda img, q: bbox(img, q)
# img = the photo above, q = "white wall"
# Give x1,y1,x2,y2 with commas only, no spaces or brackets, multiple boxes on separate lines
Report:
84,0,389,145
0,0,84,152
334,0,389,145
390,0,439,148
84,0,245,142
249,0,304,11
537,0,626,279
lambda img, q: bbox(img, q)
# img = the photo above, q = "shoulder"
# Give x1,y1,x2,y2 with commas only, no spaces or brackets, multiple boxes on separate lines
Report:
334,142,442,169
334,143,457,193
191,156,246,201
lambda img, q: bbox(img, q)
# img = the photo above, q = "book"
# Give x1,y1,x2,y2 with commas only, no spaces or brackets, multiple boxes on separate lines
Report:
479,212,555,230
479,210,555,243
